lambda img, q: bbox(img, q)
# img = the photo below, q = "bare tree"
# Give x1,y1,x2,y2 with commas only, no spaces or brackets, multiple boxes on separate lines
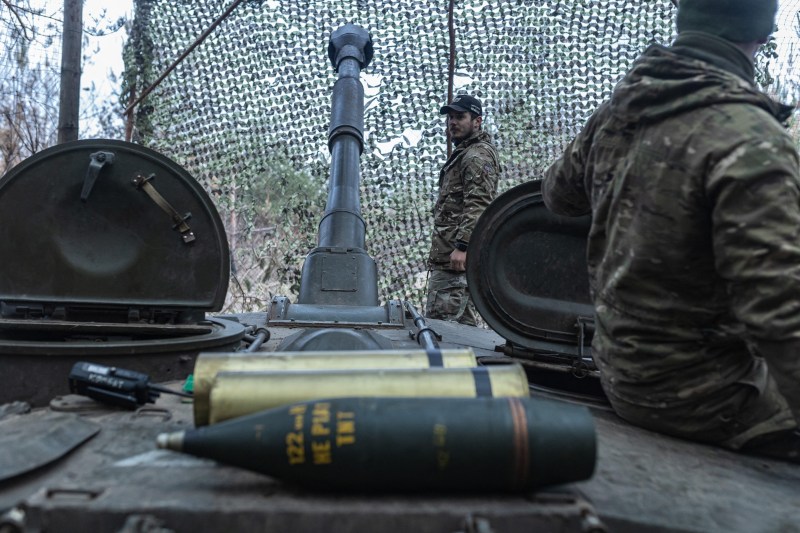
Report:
0,1,127,174
0,1,59,173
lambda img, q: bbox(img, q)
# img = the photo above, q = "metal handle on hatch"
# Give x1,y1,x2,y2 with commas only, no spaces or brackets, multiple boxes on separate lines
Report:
80,151,115,201
131,173,196,244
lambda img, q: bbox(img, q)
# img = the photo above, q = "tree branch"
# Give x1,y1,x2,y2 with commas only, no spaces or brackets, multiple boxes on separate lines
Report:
1,0,34,40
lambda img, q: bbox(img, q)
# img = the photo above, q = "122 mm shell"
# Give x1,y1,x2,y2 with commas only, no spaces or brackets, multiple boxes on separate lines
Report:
204,365,530,425
192,349,478,426
159,396,596,492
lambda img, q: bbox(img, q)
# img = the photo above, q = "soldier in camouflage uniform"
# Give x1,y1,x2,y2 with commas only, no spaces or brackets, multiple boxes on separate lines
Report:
542,0,800,462
426,95,500,326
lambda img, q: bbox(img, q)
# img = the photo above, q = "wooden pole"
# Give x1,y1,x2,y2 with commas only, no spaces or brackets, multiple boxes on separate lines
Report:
58,0,82,143
446,0,455,157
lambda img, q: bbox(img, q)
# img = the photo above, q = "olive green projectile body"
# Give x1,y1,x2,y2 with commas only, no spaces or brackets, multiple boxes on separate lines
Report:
204,365,529,425
158,396,596,491
193,349,478,426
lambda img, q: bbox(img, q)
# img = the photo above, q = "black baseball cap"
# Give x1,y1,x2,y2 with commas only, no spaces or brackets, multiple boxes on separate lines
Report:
440,94,482,116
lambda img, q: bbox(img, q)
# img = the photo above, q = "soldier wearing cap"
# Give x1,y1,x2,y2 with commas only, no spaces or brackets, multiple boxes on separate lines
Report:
425,94,500,326
542,0,800,462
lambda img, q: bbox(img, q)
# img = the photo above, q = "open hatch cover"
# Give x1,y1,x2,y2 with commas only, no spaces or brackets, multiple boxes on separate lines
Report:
467,180,594,355
0,140,230,322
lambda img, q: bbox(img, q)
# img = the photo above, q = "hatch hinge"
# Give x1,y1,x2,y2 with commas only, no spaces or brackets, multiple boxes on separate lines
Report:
0,302,44,319
576,315,595,358
0,301,202,325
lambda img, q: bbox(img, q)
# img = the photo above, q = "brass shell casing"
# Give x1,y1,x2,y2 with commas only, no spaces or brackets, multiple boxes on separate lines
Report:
204,364,529,425
193,349,478,426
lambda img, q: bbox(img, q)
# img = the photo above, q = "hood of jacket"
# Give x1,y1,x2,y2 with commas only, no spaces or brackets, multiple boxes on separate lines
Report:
609,32,793,126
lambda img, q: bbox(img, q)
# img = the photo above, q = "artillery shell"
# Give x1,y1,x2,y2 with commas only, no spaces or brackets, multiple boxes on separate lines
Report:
204,365,529,425
159,396,596,491
193,349,478,426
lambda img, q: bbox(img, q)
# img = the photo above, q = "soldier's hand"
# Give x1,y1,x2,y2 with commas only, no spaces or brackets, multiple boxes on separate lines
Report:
450,249,467,272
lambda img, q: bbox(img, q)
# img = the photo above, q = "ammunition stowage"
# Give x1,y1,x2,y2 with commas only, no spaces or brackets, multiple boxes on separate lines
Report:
203,365,529,425
158,396,596,491
192,349,478,426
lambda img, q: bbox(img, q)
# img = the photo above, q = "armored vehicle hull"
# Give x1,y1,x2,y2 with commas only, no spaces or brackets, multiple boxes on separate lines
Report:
2,318,798,532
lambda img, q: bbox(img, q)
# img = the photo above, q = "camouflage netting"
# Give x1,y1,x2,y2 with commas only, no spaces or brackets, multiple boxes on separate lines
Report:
123,0,800,313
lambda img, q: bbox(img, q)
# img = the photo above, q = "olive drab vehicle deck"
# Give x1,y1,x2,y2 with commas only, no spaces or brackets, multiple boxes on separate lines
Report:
0,24,798,533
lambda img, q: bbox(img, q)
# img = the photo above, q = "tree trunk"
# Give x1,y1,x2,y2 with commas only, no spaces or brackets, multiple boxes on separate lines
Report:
58,0,83,144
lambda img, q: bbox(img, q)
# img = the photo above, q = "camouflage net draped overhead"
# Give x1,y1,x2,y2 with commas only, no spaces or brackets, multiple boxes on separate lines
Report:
126,0,800,313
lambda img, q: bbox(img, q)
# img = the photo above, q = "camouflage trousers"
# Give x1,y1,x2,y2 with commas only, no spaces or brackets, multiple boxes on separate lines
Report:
601,357,797,450
424,268,478,327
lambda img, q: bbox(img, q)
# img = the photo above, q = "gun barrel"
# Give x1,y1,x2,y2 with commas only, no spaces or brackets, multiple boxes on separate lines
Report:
296,24,378,307
318,24,373,250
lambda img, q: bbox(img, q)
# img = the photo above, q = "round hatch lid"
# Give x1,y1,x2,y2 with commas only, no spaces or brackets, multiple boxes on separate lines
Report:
0,139,230,312
467,180,593,352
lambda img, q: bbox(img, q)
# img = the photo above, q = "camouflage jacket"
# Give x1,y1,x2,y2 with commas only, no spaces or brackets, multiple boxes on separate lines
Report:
428,130,500,266
542,32,800,429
